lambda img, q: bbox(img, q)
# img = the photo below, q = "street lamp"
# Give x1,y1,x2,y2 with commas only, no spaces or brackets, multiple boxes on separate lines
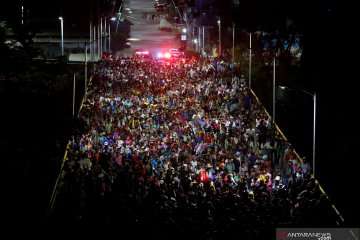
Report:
239,29,251,89
192,23,204,54
217,18,221,56
115,3,123,33
202,25,205,55
73,73,76,118
194,38,198,51
171,0,183,24
301,89,316,178
198,26,201,52
277,86,317,178
108,22,111,52
249,32,252,89
232,22,235,63
85,44,88,94
273,57,276,123
58,17,64,55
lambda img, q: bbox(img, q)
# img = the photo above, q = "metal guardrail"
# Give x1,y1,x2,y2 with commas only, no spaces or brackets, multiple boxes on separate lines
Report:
46,75,93,217
46,140,71,216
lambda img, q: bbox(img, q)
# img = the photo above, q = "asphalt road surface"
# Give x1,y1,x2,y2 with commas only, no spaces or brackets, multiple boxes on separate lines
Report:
119,0,181,57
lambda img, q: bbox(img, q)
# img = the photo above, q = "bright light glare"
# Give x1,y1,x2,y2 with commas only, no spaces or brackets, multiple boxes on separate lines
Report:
127,38,141,41
157,53,163,58
135,50,149,55
164,52,171,58
111,17,116,21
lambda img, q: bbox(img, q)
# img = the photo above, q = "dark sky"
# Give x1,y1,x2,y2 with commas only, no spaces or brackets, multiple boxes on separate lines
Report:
304,3,360,227
0,0,100,36
1,0,93,25
1,0,121,35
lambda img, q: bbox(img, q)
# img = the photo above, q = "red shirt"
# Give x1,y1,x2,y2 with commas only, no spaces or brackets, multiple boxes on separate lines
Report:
132,155,139,166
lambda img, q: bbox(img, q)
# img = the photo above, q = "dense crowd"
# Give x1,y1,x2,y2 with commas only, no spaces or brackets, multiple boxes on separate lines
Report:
58,55,339,239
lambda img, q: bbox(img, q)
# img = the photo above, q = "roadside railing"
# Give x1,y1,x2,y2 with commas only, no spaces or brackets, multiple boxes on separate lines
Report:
46,75,93,218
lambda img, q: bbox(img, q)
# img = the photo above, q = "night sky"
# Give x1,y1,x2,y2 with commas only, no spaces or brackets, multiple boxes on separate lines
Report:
1,0,93,30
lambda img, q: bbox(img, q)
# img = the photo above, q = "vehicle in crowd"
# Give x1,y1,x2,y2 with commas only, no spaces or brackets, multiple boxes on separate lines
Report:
169,48,184,59
133,49,152,58
154,1,167,12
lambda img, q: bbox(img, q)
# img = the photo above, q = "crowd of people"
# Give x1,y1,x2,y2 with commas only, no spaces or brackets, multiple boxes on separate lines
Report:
142,11,161,22
57,54,339,239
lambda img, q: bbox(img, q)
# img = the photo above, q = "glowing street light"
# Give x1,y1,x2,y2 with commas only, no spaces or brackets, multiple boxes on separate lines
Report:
58,17,64,55
239,29,252,88
217,18,221,56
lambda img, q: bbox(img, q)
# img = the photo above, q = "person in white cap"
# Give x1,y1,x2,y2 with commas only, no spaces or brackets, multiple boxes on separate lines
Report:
299,157,311,175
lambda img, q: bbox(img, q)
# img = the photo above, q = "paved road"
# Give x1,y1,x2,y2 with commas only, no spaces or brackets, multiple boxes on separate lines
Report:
119,0,181,57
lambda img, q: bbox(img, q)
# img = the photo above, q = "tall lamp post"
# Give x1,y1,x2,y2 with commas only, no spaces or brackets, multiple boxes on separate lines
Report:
73,73,76,118
232,22,235,63
249,32,252,89
273,57,276,123
85,44,88,94
171,0,183,24
58,17,64,56
239,29,251,89
277,86,317,178
301,89,317,178
217,18,221,56
192,23,204,54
